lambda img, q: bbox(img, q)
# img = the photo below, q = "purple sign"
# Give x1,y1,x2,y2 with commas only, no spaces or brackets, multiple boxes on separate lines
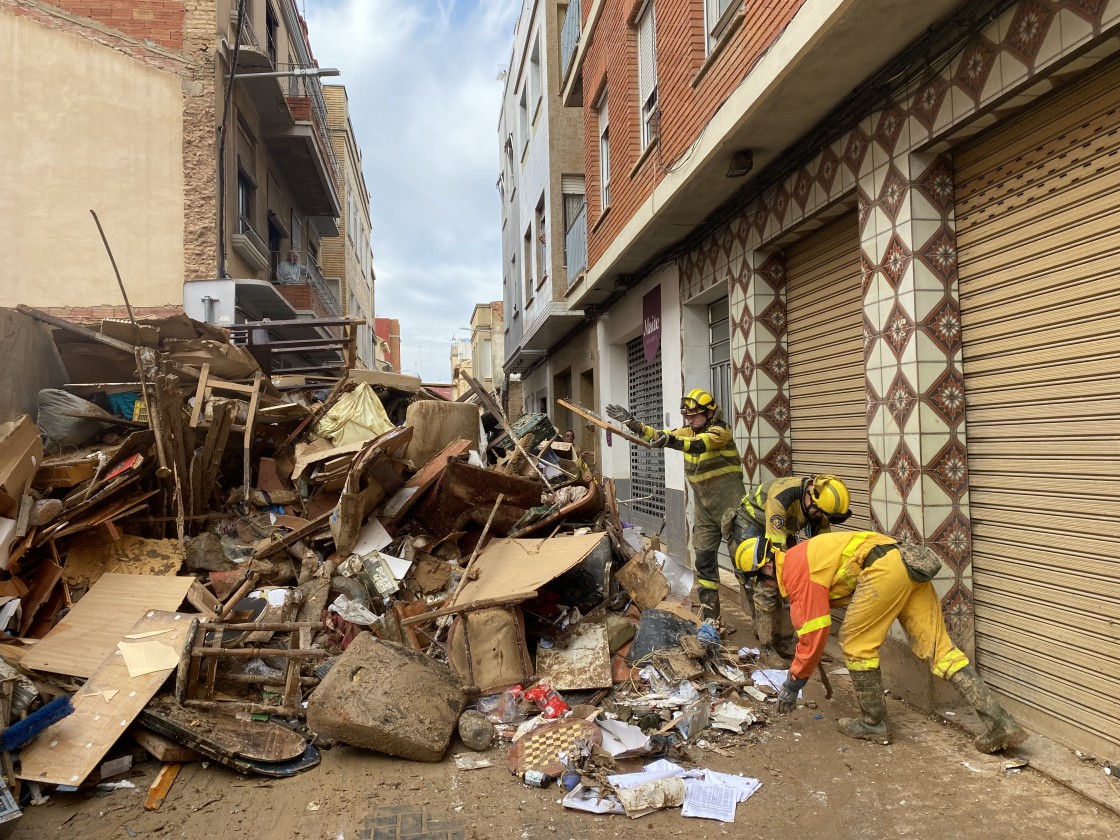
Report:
642,285,661,363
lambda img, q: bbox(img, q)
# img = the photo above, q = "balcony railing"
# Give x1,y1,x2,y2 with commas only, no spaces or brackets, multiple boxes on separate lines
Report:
286,74,343,200
561,0,582,85
564,200,588,288
271,251,341,322
229,8,260,48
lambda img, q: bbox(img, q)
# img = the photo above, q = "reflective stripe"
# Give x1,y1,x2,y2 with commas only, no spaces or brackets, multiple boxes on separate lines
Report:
684,447,739,464
846,658,880,671
697,578,720,589
934,649,970,680
840,531,878,563
797,614,832,637
687,464,742,484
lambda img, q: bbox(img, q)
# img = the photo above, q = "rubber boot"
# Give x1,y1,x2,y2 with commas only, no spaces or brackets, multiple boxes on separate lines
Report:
837,668,892,745
697,588,721,621
753,608,787,668
949,665,1028,754
775,607,798,659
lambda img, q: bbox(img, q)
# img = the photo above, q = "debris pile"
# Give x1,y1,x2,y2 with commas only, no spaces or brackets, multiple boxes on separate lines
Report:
0,305,780,828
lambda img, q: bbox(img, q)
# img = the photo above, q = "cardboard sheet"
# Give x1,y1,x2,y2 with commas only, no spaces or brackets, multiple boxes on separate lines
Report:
62,533,185,587
19,610,194,786
21,573,195,678
452,533,608,606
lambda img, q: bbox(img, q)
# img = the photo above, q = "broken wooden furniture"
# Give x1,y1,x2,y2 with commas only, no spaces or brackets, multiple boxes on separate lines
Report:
175,620,327,717
188,362,264,498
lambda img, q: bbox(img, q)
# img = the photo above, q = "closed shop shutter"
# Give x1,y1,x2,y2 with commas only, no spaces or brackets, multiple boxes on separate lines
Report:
954,60,1120,758
785,214,870,527
626,336,666,524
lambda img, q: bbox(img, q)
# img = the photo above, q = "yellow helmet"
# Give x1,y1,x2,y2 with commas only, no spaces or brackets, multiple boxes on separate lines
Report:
680,388,717,416
808,474,852,524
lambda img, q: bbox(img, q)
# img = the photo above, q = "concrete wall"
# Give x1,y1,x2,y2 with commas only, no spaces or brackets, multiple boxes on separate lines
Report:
1,10,186,310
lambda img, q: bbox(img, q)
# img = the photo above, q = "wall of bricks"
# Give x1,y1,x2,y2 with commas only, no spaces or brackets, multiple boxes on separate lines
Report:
48,0,185,50
581,0,806,266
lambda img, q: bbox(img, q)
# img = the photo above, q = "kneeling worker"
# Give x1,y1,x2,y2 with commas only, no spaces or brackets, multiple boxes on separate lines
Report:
730,474,852,664
755,530,1026,753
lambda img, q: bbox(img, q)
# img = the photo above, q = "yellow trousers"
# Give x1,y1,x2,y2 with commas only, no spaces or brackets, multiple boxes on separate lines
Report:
840,550,969,679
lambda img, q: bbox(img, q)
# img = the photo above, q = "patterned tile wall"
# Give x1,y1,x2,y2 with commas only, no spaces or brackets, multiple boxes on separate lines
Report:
678,0,1120,641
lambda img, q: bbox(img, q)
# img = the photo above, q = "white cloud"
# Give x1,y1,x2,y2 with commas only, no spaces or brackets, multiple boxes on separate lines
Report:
303,0,517,381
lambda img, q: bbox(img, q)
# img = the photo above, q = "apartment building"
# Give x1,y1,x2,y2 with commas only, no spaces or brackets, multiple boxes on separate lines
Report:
4,1,351,371
374,317,402,373
469,302,505,398
557,0,1120,761
321,85,376,368
498,0,599,463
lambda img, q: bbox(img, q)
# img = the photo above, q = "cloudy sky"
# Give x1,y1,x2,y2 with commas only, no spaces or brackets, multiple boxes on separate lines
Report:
303,0,519,382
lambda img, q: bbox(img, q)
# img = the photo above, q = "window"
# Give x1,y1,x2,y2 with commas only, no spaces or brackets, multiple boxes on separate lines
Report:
523,227,533,302
529,37,542,119
291,212,303,252
535,196,547,286
265,3,279,67
597,91,610,211
636,2,658,150
705,0,737,53
708,297,732,411
518,89,529,156
237,169,255,228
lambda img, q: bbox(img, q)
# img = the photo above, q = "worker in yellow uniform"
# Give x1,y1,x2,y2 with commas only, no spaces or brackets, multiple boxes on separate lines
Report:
606,389,744,620
729,475,852,665
748,530,1026,753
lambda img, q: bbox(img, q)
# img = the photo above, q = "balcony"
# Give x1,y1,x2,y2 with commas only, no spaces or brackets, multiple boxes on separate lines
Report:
271,251,342,322
260,74,342,220
232,215,270,274
560,0,581,88
564,199,587,289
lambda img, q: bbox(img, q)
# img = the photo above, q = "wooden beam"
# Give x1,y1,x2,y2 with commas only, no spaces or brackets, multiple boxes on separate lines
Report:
557,398,654,448
15,304,135,353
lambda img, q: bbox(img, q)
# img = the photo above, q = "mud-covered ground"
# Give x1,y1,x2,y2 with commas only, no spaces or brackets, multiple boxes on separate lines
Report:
14,598,1120,840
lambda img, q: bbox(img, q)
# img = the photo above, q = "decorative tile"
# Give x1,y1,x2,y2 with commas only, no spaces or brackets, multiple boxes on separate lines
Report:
924,365,967,428
886,440,920,498
757,299,787,338
860,252,878,297
867,443,884,492
912,72,950,131
877,165,909,221
857,186,874,234
844,126,871,176
793,168,814,211
884,369,918,428
879,233,913,290
1058,0,1105,26
931,510,972,572
763,441,793,477
941,582,975,640
953,36,999,102
881,301,915,359
1005,0,1056,65
928,438,969,500
917,224,958,284
873,103,907,154
759,346,789,386
863,313,878,362
772,185,791,227
741,443,758,476
891,509,921,543
866,378,882,426
869,505,886,533
817,146,841,193
761,393,791,433
757,252,785,290
921,295,963,356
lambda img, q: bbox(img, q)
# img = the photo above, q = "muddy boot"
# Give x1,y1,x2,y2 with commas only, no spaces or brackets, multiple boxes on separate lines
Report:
949,665,1028,754
697,588,721,621
776,633,799,660
753,609,787,667
837,668,892,745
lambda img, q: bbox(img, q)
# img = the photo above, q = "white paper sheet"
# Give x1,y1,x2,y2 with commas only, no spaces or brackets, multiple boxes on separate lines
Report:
654,550,694,599
351,518,393,556
595,718,651,757
681,781,738,822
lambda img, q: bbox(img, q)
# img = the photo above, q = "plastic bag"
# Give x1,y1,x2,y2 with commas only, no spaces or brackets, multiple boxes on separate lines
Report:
327,593,380,626
313,383,394,445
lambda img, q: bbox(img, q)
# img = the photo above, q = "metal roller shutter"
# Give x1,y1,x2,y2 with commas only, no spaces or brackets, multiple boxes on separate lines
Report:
955,60,1120,759
785,214,870,528
626,336,666,523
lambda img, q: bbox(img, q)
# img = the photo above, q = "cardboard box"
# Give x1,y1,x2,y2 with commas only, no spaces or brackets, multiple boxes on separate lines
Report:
0,415,43,502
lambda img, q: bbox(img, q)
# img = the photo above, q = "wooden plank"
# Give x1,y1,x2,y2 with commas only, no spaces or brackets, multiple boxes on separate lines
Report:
17,557,63,637
15,304,136,353
556,398,654,448
19,610,196,786
185,581,220,618
129,728,201,763
144,762,182,811
21,573,195,678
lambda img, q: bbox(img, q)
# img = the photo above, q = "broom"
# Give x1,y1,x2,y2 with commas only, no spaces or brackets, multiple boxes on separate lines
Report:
0,696,74,752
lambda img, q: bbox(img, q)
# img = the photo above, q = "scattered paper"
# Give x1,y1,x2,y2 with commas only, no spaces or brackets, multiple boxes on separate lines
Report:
562,784,625,815
117,640,180,678
615,777,687,818
681,781,738,822
595,718,651,757
752,668,798,694
350,518,393,556
710,699,758,732
453,753,494,771
82,689,120,703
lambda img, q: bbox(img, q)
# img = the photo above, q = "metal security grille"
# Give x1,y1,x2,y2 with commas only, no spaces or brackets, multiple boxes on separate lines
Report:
785,214,869,529
708,298,732,413
954,58,1120,759
626,336,666,519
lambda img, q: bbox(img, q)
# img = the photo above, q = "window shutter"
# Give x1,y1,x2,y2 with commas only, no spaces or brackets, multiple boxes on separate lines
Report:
637,6,656,109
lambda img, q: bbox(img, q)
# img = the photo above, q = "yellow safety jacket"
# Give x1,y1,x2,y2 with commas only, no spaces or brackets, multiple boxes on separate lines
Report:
741,476,831,549
637,409,742,487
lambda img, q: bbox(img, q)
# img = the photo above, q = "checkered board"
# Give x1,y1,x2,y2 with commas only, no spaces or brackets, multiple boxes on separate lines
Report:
505,719,602,777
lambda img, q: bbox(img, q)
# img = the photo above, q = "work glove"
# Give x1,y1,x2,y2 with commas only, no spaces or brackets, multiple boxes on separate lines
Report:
605,404,644,435
776,676,808,714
